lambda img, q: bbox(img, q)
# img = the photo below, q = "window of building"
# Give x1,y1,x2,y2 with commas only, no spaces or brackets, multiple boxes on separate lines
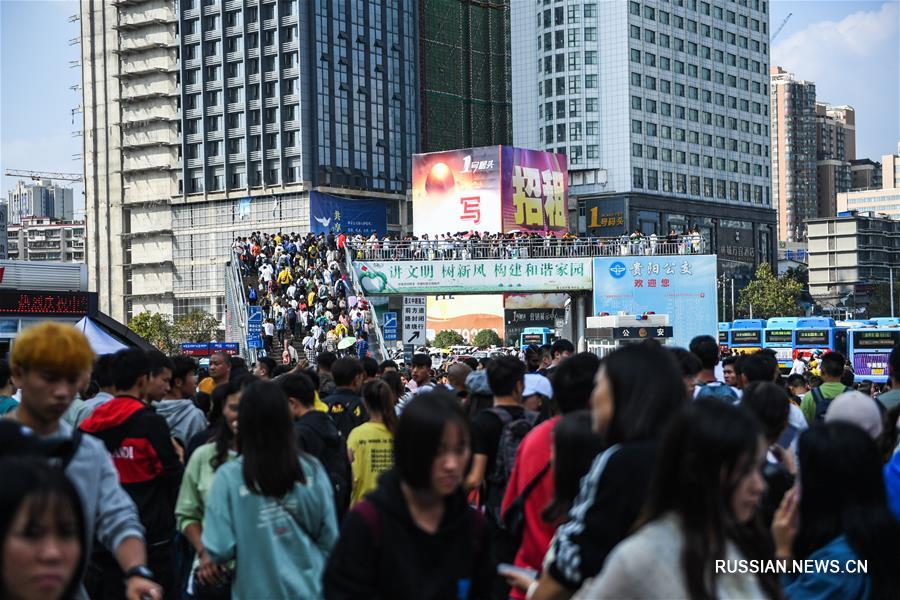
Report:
587,145,598,158
585,27,598,42
632,119,642,134
585,74,598,88
633,167,644,188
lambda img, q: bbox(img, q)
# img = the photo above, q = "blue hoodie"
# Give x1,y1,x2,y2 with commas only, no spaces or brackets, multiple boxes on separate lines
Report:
885,451,900,521
782,535,871,600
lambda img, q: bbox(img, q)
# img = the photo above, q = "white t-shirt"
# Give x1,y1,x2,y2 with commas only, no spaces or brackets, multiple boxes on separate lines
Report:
263,322,275,336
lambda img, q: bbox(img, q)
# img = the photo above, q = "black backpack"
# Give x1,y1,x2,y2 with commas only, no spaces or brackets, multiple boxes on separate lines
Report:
295,420,352,521
483,408,539,523
327,396,367,440
810,385,852,422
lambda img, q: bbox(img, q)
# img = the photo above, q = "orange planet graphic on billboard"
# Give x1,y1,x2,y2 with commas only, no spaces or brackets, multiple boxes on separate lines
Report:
425,162,455,194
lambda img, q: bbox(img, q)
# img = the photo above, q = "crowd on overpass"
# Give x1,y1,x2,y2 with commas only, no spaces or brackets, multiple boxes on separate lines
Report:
232,231,372,364
346,228,707,261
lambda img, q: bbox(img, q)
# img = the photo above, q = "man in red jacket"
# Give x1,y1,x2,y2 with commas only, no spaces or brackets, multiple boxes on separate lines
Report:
80,349,183,598
500,353,600,600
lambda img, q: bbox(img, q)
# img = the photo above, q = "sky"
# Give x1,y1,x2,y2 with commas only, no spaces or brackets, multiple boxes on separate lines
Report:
1,0,898,216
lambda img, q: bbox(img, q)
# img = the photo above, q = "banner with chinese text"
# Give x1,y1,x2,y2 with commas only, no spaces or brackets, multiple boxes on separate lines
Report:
355,258,592,295
309,191,387,237
592,255,718,347
500,147,568,236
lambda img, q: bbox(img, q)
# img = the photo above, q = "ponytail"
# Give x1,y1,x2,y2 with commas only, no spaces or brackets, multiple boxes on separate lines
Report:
362,379,398,434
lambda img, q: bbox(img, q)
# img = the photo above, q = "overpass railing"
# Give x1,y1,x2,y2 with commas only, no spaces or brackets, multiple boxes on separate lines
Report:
347,236,708,261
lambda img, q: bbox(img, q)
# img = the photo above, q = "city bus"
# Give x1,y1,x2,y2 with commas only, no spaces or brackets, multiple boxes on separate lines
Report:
763,317,800,371
794,317,847,360
870,317,900,327
847,327,900,384
520,327,555,348
718,322,731,353
729,319,766,355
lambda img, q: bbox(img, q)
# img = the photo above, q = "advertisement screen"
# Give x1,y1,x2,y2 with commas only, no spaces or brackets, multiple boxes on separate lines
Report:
592,255,718,348
853,352,889,378
854,330,900,349
309,191,387,237
500,147,569,236
412,147,503,237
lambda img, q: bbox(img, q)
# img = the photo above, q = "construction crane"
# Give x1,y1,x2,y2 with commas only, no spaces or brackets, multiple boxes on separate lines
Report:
4,169,83,183
771,12,792,41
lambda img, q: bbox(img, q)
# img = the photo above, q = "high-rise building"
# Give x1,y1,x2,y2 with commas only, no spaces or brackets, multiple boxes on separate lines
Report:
6,180,75,225
419,0,511,152
850,158,882,191
81,0,417,323
815,103,855,218
837,152,900,218
511,0,776,285
770,66,817,243
6,218,86,263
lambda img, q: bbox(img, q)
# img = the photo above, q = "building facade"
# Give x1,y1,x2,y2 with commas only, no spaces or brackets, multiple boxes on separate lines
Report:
419,0,511,152
837,152,900,217
808,212,900,305
511,0,776,286
6,180,75,226
82,0,416,324
851,158,882,191
7,218,86,263
815,103,855,219
770,66,816,243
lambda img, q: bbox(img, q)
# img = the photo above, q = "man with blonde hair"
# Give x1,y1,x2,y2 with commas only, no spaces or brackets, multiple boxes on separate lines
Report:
7,322,161,600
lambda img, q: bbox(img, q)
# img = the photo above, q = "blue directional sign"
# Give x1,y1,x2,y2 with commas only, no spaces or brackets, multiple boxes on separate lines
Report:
247,306,264,348
209,342,239,355
382,311,398,341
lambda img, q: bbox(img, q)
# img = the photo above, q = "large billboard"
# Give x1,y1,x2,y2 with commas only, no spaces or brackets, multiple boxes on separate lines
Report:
592,255,719,347
309,191,387,237
412,146,568,237
354,258,592,295
427,295,504,344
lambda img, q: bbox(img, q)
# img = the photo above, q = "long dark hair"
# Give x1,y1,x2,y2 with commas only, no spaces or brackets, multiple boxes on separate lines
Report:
795,422,900,600
601,341,687,446
541,410,604,524
238,380,306,497
212,377,251,470
361,379,398,434
380,370,405,401
642,400,780,600
0,457,86,600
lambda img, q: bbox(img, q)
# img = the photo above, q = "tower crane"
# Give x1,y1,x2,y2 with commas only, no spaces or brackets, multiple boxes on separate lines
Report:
772,13,792,41
3,169,83,183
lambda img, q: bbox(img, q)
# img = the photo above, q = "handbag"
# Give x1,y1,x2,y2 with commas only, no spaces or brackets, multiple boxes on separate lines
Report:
190,564,233,600
497,460,552,564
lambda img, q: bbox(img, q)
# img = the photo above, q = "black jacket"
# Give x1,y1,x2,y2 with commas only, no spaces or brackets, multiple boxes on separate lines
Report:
326,387,368,439
294,411,352,519
323,469,493,600
80,396,183,544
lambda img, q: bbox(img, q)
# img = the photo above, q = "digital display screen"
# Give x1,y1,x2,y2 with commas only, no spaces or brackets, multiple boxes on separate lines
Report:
521,334,545,346
718,331,729,343
855,330,900,349
796,330,829,346
0,291,95,316
732,330,761,344
853,352,889,377
764,330,793,343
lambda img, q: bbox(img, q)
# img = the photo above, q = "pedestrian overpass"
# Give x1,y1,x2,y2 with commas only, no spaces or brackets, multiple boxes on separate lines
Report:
344,237,717,355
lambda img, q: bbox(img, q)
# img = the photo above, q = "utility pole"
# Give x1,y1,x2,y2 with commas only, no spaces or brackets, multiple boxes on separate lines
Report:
730,279,735,321
891,267,895,318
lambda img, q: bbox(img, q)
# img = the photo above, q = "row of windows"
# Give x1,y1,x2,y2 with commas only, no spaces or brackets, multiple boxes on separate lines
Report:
628,46,767,80
631,168,768,204
629,0,767,32
628,22,768,56
631,142,769,176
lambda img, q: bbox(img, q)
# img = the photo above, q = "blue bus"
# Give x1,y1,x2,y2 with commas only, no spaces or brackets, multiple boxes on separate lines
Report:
764,317,800,371
520,327,555,348
870,317,900,327
718,322,731,351
794,317,847,360
730,319,766,355
847,327,900,384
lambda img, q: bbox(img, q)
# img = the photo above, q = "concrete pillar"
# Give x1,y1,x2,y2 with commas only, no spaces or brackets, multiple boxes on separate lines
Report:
574,293,587,352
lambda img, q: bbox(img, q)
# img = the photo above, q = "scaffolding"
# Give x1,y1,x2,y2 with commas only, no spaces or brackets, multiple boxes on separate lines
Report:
420,0,512,152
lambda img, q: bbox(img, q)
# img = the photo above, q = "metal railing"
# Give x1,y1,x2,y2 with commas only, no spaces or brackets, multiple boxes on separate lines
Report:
224,257,257,363
346,236,708,262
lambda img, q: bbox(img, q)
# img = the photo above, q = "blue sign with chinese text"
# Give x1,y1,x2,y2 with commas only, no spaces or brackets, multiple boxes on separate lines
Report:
592,255,719,347
309,191,387,237
382,311,398,341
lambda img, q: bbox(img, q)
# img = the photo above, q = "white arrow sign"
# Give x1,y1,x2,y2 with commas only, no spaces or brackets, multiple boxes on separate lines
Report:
402,296,426,346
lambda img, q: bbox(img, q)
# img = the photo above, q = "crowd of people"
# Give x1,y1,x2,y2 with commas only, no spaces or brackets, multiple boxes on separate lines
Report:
232,231,373,365
344,229,707,261
1,321,899,600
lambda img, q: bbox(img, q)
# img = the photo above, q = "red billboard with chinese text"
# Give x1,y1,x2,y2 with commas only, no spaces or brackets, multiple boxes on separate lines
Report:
412,146,569,237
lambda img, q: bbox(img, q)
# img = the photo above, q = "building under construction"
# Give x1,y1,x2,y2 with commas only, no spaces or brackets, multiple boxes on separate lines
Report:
419,0,512,152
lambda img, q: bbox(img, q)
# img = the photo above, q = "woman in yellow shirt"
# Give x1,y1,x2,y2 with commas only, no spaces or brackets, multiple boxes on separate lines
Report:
346,379,397,505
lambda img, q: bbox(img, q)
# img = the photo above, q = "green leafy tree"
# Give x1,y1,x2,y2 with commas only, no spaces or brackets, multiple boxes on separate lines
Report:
737,263,803,319
172,310,222,344
433,329,466,348
128,312,175,353
472,329,502,348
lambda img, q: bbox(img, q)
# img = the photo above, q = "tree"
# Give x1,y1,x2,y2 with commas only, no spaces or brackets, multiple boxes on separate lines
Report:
172,310,222,344
737,263,803,319
472,329,502,348
129,311,175,353
433,329,466,348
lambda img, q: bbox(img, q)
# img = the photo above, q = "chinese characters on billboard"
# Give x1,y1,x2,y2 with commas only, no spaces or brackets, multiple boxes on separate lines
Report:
412,146,569,237
309,192,388,237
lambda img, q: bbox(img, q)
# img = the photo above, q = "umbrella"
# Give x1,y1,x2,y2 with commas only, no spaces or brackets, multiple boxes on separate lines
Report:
338,336,357,350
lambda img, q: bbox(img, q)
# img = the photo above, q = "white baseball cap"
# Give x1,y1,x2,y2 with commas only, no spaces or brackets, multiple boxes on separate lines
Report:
524,373,553,400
